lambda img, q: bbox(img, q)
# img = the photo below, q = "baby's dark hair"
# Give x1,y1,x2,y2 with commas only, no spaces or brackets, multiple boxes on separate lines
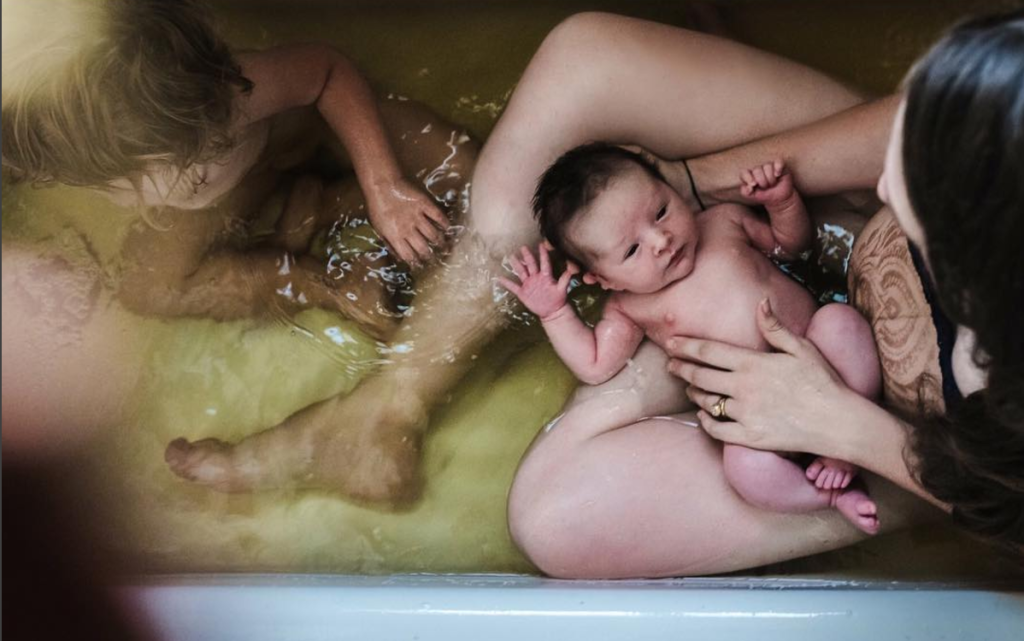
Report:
532,142,664,263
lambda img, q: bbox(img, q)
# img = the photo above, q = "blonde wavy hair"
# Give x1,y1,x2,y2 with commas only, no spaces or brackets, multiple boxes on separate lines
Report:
2,0,252,194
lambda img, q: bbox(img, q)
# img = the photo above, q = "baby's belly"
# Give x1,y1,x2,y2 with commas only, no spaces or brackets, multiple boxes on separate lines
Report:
643,257,818,353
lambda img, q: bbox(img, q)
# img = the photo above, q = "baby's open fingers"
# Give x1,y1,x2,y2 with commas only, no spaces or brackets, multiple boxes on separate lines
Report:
556,268,576,291
520,246,539,276
497,276,522,297
538,243,552,275
508,254,527,279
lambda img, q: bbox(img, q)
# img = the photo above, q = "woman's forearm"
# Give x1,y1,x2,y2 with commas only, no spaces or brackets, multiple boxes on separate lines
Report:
688,95,900,205
832,390,949,510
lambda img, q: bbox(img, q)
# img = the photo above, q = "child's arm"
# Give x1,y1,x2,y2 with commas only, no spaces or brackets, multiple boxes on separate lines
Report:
738,160,811,259
236,45,446,265
499,245,644,386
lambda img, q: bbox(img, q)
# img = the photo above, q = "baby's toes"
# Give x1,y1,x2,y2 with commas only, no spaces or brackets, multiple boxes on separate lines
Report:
806,459,825,481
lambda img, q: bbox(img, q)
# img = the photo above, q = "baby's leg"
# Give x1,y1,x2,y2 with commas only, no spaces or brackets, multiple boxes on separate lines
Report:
806,302,881,399
800,303,881,532
803,302,881,485
723,445,879,535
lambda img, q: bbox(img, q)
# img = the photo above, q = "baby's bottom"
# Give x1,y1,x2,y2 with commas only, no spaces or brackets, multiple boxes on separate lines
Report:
722,303,882,534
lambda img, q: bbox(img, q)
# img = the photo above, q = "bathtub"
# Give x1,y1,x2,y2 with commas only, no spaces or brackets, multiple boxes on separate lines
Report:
127,574,1023,640
4,0,1024,638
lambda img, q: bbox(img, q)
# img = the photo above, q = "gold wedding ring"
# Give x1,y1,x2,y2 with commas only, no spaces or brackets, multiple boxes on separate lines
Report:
710,396,729,420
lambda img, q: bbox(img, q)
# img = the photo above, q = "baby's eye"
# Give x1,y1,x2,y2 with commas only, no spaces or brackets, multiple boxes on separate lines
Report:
624,244,639,260
655,206,668,221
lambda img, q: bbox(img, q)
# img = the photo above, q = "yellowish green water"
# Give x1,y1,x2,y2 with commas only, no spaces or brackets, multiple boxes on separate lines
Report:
3,0,1023,578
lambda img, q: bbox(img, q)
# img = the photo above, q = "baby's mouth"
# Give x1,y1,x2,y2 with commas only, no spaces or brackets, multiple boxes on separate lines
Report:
667,245,686,269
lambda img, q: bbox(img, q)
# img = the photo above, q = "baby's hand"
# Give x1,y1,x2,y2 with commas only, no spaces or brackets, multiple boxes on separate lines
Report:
740,160,795,205
498,243,580,320
367,178,449,266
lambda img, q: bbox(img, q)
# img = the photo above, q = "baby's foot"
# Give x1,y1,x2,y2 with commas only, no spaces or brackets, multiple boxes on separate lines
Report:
806,456,857,490
833,487,880,535
740,159,794,205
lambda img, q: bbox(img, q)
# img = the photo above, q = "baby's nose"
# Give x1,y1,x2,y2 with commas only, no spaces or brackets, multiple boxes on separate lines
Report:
651,229,672,254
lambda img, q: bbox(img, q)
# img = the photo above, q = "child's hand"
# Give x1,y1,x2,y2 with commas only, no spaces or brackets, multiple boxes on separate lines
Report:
368,178,449,265
498,243,580,320
740,160,795,205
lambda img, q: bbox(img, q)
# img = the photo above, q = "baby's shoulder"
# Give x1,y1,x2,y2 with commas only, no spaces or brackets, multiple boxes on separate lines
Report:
701,202,755,226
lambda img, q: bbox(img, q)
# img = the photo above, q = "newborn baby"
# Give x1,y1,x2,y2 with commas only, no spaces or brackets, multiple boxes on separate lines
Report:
501,143,882,533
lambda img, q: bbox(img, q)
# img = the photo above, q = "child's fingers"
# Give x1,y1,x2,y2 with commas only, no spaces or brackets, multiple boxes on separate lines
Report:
399,240,420,266
520,246,539,276
409,232,433,261
422,203,450,229
417,218,445,247
772,159,784,177
541,239,555,252
496,277,522,297
538,243,552,275
762,163,776,184
740,183,754,198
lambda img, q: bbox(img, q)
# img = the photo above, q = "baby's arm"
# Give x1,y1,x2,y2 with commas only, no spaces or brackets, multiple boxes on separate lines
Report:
499,245,644,386
739,160,811,258
236,45,446,265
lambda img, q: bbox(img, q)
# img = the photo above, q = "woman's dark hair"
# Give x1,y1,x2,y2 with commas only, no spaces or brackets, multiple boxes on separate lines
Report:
902,9,1024,547
2,0,253,191
532,142,664,263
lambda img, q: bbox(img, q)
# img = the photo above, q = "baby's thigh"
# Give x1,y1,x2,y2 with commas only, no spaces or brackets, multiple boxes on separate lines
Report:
805,303,880,398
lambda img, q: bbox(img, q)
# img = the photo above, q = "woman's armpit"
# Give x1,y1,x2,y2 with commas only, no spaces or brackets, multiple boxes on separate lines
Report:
848,209,944,416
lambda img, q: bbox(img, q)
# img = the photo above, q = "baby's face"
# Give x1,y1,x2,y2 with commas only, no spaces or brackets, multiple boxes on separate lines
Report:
568,167,699,294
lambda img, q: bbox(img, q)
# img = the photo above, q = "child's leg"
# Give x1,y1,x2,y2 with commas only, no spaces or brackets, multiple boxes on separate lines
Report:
723,444,880,535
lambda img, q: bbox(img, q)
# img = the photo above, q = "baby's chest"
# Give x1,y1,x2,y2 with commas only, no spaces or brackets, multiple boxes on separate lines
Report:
625,248,780,349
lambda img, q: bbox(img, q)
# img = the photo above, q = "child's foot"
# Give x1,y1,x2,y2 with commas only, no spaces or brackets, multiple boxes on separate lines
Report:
833,487,880,535
165,385,429,505
740,159,795,205
806,456,857,490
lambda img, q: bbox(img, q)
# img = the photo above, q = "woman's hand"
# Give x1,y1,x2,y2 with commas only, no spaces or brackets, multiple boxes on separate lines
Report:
665,298,853,457
498,243,580,320
367,178,449,266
